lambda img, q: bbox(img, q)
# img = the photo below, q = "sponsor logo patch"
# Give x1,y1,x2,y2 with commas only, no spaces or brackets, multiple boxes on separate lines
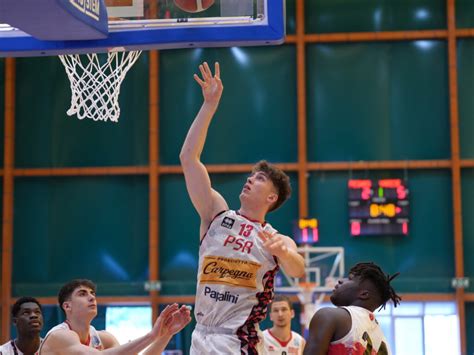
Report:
221,217,235,229
204,286,239,303
199,256,261,289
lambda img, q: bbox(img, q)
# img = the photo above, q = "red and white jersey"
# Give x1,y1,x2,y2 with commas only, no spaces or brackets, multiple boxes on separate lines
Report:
39,322,104,353
194,210,279,352
262,329,305,354
0,339,43,355
328,306,391,355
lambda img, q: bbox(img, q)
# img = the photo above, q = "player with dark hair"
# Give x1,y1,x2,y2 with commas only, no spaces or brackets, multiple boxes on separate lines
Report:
262,295,305,354
0,297,43,355
304,262,401,355
180,62,305,354
39,279,191,355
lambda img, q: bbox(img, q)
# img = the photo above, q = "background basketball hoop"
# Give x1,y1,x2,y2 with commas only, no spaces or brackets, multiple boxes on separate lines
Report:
276,246,345,330
59,49,142,122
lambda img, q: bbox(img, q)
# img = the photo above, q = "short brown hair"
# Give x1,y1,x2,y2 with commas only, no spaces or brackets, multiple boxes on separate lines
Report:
270,295,293,311
252,160,291,212
58,279,96,315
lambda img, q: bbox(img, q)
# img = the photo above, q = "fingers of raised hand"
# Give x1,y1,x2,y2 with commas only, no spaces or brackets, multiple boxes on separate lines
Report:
258,230,272,242
193,73,206,87
214,62,220,79
157,303,179,325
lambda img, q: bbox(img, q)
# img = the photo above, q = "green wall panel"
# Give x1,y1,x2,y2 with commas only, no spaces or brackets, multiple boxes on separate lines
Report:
306,0,446,33
462,170,474,292
159,46,297,165
457,40,474,159
159,172,298,295
456,0,474,29
307,41,449,162
159,175,200,295
308,170,454,293
15,54,148,168
467,303,474,355
12,177,148,296
285,0,296,35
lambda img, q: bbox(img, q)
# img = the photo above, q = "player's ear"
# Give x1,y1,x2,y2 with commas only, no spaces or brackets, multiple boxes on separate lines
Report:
62,301,71,312
359,289,370,300
267,193,278,204
290,309,295,319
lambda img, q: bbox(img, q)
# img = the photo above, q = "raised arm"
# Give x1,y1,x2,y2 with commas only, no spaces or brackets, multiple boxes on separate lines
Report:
179,62,228,230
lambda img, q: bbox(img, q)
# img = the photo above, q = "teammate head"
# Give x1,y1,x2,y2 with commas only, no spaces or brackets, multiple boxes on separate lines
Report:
58,279,97,320
330,262,401,312
269,295,294,328
12,296,43,336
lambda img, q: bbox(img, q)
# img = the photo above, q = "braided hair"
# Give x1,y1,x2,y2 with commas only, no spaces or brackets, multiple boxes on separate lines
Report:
349,262,401,310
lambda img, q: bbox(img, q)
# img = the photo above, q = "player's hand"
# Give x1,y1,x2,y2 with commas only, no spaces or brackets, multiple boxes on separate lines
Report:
150,304,192,339
258,231,289,259
194,62,223,105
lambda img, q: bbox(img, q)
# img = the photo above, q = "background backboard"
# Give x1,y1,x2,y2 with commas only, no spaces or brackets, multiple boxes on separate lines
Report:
0,0,285,57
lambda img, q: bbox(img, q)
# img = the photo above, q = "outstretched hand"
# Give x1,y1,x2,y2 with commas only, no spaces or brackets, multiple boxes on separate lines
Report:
258,231,289,259
194,62,223,105
151,304,192,339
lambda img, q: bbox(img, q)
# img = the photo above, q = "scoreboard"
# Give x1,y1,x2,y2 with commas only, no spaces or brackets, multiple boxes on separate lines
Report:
348,179,409,236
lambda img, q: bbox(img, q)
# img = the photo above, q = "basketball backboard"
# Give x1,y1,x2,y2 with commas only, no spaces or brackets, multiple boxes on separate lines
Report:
0,0,285,57
275,246,345,327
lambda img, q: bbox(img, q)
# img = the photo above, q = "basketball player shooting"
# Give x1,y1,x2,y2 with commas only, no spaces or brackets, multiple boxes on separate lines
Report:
180,62,305,355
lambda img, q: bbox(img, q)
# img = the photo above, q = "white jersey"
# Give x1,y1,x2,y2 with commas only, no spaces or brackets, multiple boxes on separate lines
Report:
193,210,279,354
262,329,305,354
328,306,391,355
0,339,42,355
39,322,104,354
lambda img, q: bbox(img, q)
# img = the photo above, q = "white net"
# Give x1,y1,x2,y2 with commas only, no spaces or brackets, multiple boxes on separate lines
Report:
59,50,142,122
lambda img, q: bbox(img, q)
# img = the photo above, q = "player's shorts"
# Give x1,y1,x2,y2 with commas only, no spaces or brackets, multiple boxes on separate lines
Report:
190,324,263,355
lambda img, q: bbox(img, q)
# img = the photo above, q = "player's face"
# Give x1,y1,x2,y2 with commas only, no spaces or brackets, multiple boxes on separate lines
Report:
330,273,361,307
14,302,43,335
239,171,278,210
269,301,294,327
67,286,97,318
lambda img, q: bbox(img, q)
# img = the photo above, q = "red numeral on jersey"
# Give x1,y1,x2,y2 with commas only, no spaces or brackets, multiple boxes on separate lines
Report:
239,224,254,237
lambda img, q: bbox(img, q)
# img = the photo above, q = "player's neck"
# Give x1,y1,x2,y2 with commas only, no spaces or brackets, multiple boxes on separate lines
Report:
65,318,91,345
15,334,41,354
238,206,266,223
270,326,292,342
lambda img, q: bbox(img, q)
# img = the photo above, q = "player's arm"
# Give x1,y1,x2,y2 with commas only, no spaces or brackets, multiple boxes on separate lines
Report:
303,308,339,355
42,329,155,355
41,304,186,355
258,232,305,278
142,305,191,355
179,62,228,227
97,331,120,349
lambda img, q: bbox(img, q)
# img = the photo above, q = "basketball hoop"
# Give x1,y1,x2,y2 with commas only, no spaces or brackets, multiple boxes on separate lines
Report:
59,49,142,122
297,282,319,328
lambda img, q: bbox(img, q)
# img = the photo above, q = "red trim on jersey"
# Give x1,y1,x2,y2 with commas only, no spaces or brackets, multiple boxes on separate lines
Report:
65,320,91,346
268,329,293,347
199,210,227,245
236,265,279,354
236,210,267,227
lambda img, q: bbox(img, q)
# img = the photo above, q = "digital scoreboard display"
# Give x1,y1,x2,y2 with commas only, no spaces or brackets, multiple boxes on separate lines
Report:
293,218,319,244
348,179,409,236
